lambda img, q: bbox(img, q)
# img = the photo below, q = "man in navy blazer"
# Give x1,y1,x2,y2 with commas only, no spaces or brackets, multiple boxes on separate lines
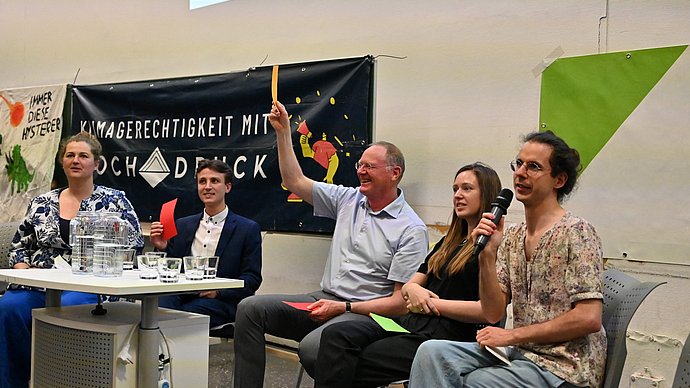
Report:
150,159,262,328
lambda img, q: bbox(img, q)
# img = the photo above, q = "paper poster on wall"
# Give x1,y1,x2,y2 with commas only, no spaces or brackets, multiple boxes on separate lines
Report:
0,85,66,221
71,56,375,233
539,45,689,264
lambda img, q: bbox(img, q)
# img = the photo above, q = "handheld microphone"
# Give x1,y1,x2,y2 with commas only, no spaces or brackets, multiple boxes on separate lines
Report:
472,188,513,257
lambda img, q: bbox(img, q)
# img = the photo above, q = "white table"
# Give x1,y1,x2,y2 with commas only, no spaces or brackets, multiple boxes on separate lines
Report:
0,268,243,387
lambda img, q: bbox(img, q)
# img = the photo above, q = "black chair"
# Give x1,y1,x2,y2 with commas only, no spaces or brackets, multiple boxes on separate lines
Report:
602,268,665,388
672,331,690,388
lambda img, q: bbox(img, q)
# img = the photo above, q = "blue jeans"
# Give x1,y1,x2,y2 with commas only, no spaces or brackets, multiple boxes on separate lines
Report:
0,289,98,388
409,340,571,388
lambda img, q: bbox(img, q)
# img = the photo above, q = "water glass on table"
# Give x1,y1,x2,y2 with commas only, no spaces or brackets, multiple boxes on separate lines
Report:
183,256,207,281
203,256,219,279
137,255,159,279
158,257,182,283
116,247,136,270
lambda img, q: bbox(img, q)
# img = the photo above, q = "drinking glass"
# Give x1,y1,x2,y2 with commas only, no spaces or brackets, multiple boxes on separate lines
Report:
204,256,219,279
183,256,207,281
158,257,182,283
137,255,159,279
117,247,136,270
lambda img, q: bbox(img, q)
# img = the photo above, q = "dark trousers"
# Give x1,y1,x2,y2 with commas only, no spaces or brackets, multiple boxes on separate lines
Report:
233,292,332,388
158,294,236,328
314,319,427,388
233,291,373,388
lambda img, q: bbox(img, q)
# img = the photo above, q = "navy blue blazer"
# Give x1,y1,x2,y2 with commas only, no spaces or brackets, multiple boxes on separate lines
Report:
165,210,262,303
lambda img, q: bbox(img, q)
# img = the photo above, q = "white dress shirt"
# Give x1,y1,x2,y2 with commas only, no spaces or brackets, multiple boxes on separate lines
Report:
191,206,228,257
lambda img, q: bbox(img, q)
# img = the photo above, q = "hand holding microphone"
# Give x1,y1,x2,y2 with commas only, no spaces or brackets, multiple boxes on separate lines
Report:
472,188,513,257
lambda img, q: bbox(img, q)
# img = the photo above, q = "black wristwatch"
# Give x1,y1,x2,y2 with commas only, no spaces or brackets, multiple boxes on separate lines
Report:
345,301,352,313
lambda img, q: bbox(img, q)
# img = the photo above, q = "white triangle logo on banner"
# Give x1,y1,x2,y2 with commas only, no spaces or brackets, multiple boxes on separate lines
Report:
139,147,170,188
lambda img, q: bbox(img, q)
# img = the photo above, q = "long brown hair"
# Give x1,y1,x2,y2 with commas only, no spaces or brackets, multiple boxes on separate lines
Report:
427,162,501,277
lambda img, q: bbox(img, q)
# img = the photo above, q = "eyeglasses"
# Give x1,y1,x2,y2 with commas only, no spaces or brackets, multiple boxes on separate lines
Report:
510,159,547,175
355,161,392,171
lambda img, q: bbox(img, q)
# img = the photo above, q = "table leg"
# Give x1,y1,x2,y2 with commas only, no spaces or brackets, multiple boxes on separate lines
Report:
45,289,62,307
138,296,160,388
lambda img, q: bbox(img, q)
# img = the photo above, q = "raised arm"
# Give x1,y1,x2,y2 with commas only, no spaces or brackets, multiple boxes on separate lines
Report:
474,213,510,324
269,101,315,204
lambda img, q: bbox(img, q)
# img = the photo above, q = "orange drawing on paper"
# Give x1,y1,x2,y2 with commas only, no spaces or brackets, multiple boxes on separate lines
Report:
1,94,26,127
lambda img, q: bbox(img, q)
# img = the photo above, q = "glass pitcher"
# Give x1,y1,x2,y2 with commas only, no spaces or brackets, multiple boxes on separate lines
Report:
92,212,129,277
69,211,99,274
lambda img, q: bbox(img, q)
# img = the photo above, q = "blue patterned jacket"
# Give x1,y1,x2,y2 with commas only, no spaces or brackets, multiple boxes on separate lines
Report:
9,185,144,268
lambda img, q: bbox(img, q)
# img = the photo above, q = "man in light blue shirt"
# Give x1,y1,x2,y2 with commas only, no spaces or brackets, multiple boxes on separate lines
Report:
233,101,429,388
315,182,427,301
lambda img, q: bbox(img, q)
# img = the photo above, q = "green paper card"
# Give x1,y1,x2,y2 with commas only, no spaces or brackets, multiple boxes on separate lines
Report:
370,313,410,333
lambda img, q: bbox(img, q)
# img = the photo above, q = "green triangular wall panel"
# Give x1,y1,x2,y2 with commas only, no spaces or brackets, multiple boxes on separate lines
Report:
539,45,687,171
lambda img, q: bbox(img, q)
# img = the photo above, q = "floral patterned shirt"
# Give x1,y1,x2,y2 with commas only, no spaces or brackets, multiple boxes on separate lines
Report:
9,185,144,268
497,212,606,388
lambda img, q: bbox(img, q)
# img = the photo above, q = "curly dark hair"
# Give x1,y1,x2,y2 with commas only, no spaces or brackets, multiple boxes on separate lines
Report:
523,130,581,203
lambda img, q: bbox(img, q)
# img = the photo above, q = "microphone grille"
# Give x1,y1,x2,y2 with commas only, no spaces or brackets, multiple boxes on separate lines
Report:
493,188,513,209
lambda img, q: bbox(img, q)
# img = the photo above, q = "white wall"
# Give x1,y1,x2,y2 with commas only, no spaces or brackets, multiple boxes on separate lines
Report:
2,1,689,386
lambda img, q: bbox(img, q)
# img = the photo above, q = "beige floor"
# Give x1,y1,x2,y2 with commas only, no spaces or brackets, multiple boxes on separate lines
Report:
208,340,408,388
208,340,314,388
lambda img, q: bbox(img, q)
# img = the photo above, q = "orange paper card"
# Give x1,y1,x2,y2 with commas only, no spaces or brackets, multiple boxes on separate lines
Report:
160,198,178,240
271,65,279,103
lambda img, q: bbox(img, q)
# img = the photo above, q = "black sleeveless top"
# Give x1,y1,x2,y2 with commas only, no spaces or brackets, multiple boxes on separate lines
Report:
59,217,70,244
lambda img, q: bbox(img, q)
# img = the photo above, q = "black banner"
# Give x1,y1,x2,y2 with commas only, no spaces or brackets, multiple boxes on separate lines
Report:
71,56,374,233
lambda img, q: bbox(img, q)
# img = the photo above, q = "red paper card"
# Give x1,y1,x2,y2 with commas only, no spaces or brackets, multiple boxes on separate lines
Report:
282,301,313,311
160,198,178,240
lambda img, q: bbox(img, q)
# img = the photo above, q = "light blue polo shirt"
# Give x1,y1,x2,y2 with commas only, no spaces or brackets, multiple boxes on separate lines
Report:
312,182,429,301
